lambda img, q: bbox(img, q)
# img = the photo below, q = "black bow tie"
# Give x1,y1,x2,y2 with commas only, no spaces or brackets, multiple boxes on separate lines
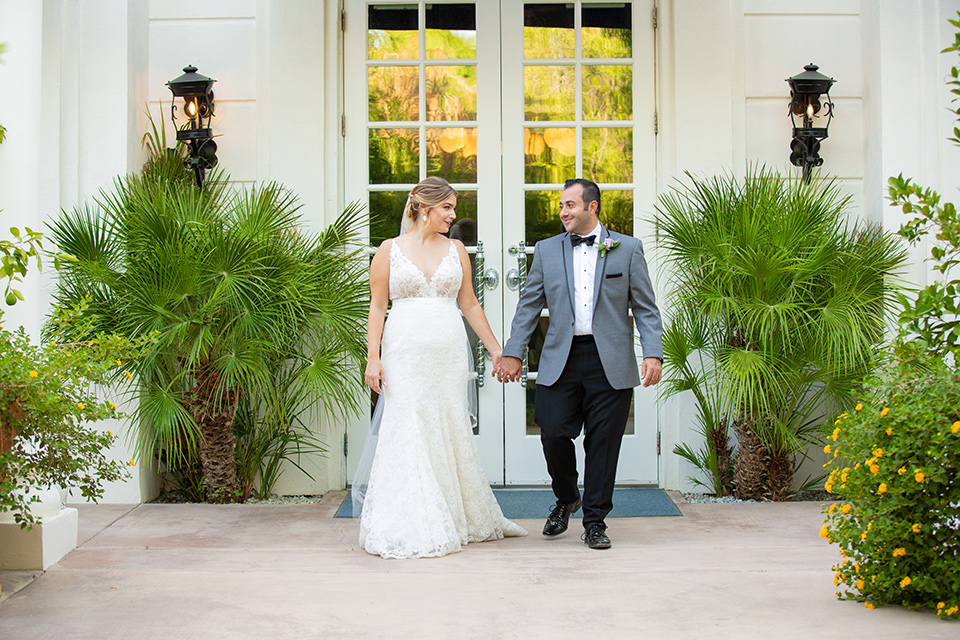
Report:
570,234,596,247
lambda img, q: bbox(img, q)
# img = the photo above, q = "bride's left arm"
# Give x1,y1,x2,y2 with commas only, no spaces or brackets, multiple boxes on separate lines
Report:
453,240,502,365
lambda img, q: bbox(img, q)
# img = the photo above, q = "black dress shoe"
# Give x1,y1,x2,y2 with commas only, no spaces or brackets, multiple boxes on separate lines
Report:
542,498,581,536
582,523,611,549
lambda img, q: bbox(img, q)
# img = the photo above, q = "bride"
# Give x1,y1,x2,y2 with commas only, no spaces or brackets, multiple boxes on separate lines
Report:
356,176,527,559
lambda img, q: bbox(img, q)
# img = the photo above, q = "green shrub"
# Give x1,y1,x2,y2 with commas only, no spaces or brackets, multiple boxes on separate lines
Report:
0,300,143,528
821,350,960,618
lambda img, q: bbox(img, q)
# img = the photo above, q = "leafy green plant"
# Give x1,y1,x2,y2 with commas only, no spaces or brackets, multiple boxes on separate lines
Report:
1,300,142,528
47,133,369,503
888,12,960,357
821,350,960,618
656,167,906,500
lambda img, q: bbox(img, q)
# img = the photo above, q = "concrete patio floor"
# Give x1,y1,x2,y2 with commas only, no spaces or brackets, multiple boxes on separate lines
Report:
0,492,954,639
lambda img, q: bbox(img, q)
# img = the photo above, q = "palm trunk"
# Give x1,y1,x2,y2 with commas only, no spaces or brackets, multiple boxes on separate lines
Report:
190,365,240,503
732,414,767,501
711,424,735,496
764,449,794,501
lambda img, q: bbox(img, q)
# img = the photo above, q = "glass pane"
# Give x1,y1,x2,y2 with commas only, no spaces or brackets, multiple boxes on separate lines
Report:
582,3,632,59
368,66,419,122
524,128,575,183
525,316,550,434
583,128,632,183
598,190,633,236
369,128,419,184
427,127,478,182
524,190,563,244
524,65,575,121
426,66,477,121
426,3,477,59
369,190,409,245
524,3,574,59
368,5,419,60
583,65,632,120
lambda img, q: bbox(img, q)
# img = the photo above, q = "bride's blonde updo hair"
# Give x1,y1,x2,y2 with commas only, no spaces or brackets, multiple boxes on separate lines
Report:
400,176,457,233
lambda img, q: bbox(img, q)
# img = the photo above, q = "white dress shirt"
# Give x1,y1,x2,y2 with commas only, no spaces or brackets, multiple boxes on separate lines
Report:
572,222,602,336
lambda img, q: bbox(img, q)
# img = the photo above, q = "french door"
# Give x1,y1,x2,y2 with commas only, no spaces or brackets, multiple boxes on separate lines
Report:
344,0,658,485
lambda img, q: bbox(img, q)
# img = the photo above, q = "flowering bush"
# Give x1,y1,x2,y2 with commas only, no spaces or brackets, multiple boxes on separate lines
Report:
0,300,143,528
821,350,960,618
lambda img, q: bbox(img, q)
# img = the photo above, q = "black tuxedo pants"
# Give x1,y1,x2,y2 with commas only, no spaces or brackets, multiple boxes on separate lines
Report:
534,335,633,530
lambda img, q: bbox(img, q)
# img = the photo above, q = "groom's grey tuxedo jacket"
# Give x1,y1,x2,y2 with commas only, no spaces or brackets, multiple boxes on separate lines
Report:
503,226,663,390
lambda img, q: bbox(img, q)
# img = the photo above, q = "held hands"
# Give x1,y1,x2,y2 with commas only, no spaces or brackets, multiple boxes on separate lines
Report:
493,356,523,383
365,358,385,394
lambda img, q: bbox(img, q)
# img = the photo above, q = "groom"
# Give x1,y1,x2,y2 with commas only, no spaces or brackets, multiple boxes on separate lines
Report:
495,178,663,549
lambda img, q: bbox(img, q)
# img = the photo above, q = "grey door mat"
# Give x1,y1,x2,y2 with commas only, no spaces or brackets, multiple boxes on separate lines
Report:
335,487,681,518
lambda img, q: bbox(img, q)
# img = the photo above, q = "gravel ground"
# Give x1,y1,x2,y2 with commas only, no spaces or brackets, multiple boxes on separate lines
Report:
682,491,837,504
244,494,325,504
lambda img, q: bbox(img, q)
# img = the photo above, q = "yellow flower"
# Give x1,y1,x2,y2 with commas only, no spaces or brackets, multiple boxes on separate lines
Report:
819,525,830,539
952,421,960,434
900,576,911,588
867,521,873,530
116,359,122,367
864,602,875,609
107,401,117,409
828,503,837,513
856,403,863,411
886,427,893,436
77,403,85,410
880,407,889,417
824,444,832,454
915,471,925,483
870,464,880,474
892,547,906,557
938,602,946,610
832,428,840,441
872,448,883,458
878,483,887,494
861,531,868,540
124,370,132,381
28,370,38,377
912,523,921,533
897,467,906,475
856,579,865,590
108,430,113,436
833,575,840,586
129,459,136,467
841,504,851,514
950,606,959,616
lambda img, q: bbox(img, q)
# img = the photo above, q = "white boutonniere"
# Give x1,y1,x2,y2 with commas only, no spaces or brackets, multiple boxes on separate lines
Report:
598,238,620,257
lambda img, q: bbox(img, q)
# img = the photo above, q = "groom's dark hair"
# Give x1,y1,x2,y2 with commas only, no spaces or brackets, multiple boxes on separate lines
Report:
564,178,601,217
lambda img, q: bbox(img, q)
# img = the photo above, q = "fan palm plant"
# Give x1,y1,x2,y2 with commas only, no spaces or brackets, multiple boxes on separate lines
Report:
46,151,368,502
656,167,906,500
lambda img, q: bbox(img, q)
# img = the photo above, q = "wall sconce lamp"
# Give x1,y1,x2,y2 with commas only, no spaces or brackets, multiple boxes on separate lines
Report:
166,65,218,188
786,63,835,183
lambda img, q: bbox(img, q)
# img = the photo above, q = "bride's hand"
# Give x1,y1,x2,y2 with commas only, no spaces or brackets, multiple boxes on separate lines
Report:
365,359,385,394
489,349,503,375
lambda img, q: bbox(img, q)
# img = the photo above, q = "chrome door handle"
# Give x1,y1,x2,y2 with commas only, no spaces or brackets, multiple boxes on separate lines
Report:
505,269,521,290
506,241,527,292
478,268,499,290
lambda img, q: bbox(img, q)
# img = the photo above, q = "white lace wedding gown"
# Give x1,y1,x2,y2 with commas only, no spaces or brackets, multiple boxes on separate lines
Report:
358,240,527,559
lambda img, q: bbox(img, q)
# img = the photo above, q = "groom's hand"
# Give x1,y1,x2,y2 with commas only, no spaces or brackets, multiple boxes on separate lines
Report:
641,357,662,388
496,356,522,383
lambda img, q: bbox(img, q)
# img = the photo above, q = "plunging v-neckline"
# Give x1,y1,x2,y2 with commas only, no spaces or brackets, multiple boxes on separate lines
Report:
393,240,455,285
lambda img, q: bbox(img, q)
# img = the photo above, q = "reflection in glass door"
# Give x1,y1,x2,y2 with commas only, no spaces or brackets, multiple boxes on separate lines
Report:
344,0,506,482
501,0,658,484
